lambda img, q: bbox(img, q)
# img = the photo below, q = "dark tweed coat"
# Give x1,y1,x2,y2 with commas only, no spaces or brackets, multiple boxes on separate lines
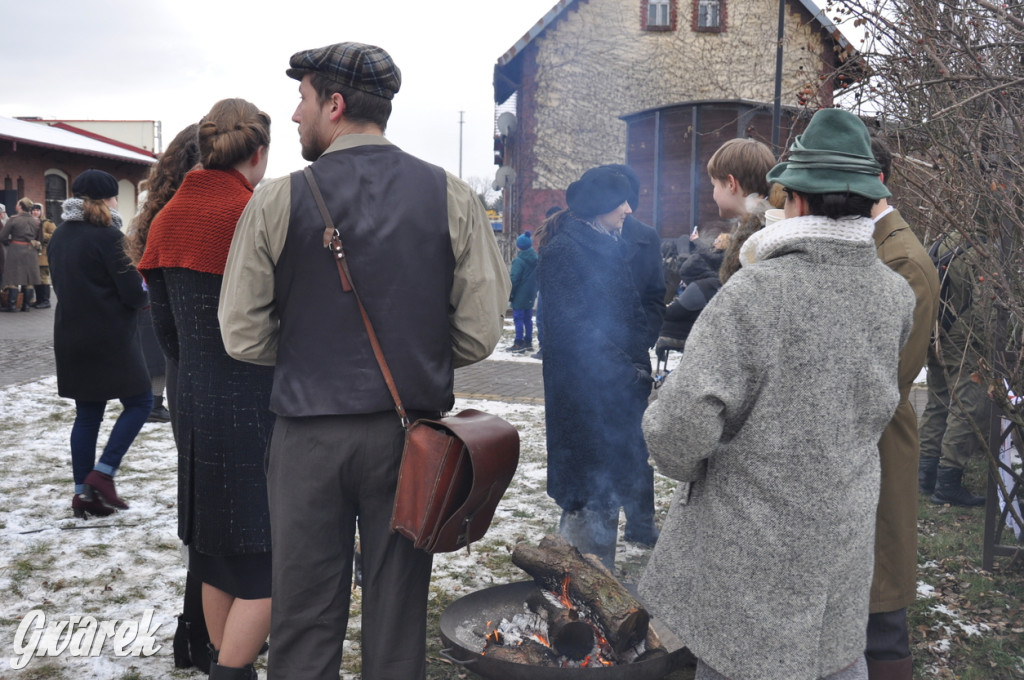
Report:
538,215,652,511
639,221,915,680
147,268,274,556
48,220,150,401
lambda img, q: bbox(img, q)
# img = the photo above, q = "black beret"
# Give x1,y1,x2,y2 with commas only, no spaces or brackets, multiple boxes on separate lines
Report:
72,169,119,200
565,166,633,218
287,42,401,100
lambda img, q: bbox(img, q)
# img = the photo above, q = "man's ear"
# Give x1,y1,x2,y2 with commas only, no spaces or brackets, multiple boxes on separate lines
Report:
327,92,346,123
727,174,740,194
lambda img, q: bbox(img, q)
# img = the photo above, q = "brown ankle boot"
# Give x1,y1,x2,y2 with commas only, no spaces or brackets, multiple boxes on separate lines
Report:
83,470,129,509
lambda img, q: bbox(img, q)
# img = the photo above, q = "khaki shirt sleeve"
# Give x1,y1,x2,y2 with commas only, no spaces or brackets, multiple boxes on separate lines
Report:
446,173,510,368
218,175,291,365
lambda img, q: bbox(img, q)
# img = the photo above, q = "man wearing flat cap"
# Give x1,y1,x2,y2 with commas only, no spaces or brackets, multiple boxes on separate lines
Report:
219,41,509,680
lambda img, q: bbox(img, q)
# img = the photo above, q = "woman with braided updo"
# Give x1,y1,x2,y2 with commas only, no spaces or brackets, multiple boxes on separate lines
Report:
138,98,273,680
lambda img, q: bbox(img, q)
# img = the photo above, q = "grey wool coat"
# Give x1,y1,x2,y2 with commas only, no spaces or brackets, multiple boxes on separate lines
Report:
638,223,915,680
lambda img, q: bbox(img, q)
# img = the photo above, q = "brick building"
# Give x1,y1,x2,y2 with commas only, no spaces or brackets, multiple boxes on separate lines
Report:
493,0,853,239
0,116,155,224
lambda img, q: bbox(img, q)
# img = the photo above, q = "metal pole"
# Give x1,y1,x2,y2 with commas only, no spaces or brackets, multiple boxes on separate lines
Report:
772,0,786,153
458,111,465,179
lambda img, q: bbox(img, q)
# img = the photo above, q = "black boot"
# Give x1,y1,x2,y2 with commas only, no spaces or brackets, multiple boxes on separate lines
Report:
931,466,985,507
20,286,34,311
173,570,212,671
32,284,50,308
208,660,257,679
918,456,939,495
0,289,16,312
148,395,172,423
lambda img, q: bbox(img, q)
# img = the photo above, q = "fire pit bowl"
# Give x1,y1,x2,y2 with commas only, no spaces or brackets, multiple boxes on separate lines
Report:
439,581,696,680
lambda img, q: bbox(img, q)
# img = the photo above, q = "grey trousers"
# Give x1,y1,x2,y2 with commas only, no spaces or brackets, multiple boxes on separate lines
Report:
866,608,910,661
696,655,867,680
266,411,433,680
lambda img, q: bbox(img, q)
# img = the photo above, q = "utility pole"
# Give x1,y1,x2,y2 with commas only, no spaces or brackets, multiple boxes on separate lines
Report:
772,0,785,154
458,111,465,179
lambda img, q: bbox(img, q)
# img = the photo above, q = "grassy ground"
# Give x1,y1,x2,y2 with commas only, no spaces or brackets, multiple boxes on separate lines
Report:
909,455,1024,680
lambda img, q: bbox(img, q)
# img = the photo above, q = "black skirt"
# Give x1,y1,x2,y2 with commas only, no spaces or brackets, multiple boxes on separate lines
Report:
188,546,271,600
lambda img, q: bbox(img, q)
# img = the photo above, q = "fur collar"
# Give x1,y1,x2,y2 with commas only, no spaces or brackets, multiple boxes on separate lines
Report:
61,198,123,230
739,214,874,265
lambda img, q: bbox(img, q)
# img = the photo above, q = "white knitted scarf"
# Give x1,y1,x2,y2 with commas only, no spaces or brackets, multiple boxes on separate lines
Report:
739,214,874,265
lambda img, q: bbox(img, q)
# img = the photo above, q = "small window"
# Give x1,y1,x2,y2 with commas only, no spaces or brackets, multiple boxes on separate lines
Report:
644,0,675,31
648,0,670,26
45,172,68,225
694,0,724,31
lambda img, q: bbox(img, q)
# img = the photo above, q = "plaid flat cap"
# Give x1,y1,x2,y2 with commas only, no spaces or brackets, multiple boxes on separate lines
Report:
287,42,401,100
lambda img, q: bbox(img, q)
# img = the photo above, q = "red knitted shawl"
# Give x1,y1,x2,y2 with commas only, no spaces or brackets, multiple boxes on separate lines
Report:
138,168,253,276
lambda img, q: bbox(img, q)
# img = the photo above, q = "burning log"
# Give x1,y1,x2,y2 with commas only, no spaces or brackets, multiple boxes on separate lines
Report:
525,591,595,660
483,637,560,667
511,534,655,654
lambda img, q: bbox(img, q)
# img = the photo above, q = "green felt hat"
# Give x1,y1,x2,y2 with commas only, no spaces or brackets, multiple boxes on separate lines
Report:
767,108,890,200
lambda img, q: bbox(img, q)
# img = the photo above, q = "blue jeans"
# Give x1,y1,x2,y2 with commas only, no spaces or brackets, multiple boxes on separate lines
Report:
71,391,153,492
513,308,533,344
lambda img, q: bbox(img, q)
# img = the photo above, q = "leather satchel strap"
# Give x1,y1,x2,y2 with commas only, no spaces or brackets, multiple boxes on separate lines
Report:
303,166,410,427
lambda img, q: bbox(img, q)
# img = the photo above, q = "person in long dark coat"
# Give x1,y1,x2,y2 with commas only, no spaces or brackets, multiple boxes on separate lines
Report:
595,163,666,545
138,98,273,679
536,165,653,569
48,170,153,518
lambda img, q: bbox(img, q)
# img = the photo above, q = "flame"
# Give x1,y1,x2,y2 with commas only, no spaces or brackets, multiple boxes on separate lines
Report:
559,573,572,607
530,633,550,647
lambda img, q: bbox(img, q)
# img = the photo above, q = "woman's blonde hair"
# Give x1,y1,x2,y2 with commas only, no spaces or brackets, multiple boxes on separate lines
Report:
199,98,271,171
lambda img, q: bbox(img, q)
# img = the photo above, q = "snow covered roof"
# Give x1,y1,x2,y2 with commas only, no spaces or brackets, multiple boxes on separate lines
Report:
0,115,155,165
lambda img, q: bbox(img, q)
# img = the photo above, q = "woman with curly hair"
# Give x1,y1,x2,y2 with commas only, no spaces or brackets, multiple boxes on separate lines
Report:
126,123,200,265
126,123,213,672
138,98,273,680
127,124,202,424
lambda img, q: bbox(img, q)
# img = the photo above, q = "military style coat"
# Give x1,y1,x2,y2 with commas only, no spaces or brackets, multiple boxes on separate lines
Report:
870,208,939,613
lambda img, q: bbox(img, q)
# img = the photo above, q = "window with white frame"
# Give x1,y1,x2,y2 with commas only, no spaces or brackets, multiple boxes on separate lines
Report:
696,0,723,30
647,0,671,28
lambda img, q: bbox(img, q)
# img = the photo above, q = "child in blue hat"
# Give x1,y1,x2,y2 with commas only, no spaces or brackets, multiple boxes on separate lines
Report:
506,231,538,352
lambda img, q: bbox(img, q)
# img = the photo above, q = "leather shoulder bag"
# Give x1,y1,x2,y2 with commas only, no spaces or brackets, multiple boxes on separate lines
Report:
304,167,520,553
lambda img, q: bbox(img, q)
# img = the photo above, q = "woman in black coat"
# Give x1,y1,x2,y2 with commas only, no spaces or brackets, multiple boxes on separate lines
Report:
536,166,653,569
48,170,153,518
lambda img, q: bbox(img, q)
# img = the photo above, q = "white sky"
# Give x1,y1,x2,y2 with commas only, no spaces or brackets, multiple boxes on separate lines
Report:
5,0,854,188
3,0,560,186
